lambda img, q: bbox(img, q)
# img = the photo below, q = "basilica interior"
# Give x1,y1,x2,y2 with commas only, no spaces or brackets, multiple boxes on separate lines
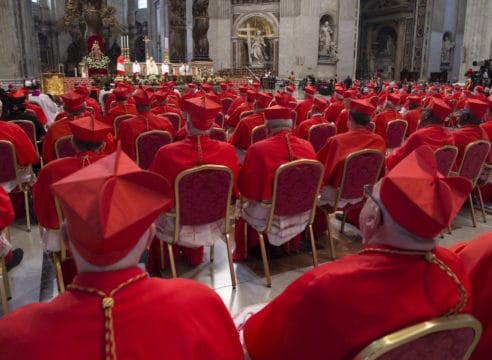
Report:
2,0,492,358
1,0,491,84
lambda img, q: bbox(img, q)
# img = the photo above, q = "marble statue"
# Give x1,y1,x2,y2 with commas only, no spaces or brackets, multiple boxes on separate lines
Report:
192,0,210,60
250,29,268,66
319,21,334,56
441,35,455,64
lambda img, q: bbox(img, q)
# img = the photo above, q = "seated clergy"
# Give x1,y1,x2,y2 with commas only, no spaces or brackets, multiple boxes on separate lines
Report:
33,116,112,285
147,94,239,270
0,186,24,272
233,105,316,261
240,146,472,360
0,148,244,359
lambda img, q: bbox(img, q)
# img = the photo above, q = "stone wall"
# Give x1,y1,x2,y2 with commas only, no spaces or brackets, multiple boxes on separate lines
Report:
0,0,23,79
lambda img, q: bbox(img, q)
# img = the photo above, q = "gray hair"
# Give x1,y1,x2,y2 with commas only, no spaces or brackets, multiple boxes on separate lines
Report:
267,119,292,133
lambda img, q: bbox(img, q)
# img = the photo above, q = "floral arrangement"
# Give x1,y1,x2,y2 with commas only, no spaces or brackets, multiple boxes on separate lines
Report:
83,54,110,69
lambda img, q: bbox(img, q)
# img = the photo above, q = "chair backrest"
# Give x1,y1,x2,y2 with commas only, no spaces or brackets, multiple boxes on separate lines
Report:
9,120,37,146
251,124,268,144
135,130,173,170
291,110,298,127
173,165,234,241
435,145,459,177
354,314,482,360
221,97,234,114
308,123,337,153
114,114,135,136
240,109,254,120
159,112,181,132
266,159,324,232
215,112,225,128
0,141,18,183
54,135,76,159
210,128,227,142
457,140,491,186
366,122,376,132
386,119,408,149
337,149,385,203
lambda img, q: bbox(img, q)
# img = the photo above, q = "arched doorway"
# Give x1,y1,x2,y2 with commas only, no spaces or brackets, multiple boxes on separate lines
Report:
232,13,279,74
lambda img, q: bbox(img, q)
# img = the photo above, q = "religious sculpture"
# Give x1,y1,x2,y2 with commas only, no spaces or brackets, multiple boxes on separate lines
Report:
169,0,186,62
319,21,334,56
192,0,211,61
250,30,268,67
441,34,455,65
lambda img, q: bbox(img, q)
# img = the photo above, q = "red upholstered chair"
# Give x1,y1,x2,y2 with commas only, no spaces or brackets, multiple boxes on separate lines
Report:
366,122,376,132
354,314,482,360
243,159,324,287
453,140,491,226
251,124,268,145
158,112,181,132
291,110,298,128
386,119,408,151
221,97,234,114
8,120,43,166
0,140,35,232
159,165,236,288
239,110,254,120
435,145,459,177
54,135,76,159
318,149,384,258
215,112,225,128
210,128,227,142
114,114,135,137
135,130,173,170
308,123,337,153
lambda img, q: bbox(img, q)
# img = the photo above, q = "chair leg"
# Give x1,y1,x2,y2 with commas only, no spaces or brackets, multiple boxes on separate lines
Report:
159,240,165,275
23,189,31,232
308,224,318,267
326,213,336,259
1,257,11,299
258,233,271,287
340,211,346,234
0,258,8,315
210,244,214,263
167,244,177,278
50,252,65,294
476,187,487,223
244,220,248,260
225,233,237,289
4,227,9,242
468,195,477,227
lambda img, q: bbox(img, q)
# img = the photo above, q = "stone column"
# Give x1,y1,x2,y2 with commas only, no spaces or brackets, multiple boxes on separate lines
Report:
192,0,211,61
169,0,187,63
0,0,23,78
394,19,406,80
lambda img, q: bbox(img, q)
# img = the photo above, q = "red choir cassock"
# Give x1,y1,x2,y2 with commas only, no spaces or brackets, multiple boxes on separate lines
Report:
148,95,239,269
243,146,473,360
226,88,247,117
0,121,38,166
106,103,138,125
335,108,350,133
324,100,344,123
243,246,471,360
402,107,422,136
225,89,256,128
294,113,325,140
317,128,385,188
372,109,400,139
452,125,491,170
294,85,317,124
25,101,48,126
233,124,316,261
0,268,244,360
451,233,492,360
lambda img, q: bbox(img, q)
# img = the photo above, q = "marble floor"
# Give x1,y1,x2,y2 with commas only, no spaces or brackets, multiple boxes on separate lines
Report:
4,206,492,319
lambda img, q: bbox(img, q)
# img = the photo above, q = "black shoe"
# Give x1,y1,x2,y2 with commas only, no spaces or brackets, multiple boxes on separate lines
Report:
6,248,24,272
335,213,344,221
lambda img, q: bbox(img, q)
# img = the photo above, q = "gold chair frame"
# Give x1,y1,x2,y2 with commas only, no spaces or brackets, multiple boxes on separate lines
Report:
9,119,44,167
354,314,482,360
159,165,237,288
319,149,384,258
54,135,75,159
114,114,135,137
134,130,173,168
0,140,35,232
250,124,268,145
239,110,254,120
455,140,491,227
0,227,12,314
386,119,408,149
244,159,324,287
434,145,459,177
159,112,182,131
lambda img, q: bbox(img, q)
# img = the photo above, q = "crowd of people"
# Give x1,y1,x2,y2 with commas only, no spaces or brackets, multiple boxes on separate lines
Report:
0,74,492,358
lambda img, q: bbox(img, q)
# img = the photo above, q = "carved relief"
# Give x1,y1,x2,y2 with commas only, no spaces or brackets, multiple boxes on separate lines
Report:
192,0,210,60
169,0,186,62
